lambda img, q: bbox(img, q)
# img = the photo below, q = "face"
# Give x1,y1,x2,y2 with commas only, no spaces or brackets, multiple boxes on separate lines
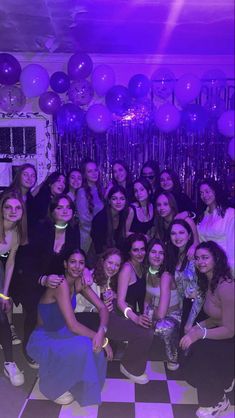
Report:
50,175,66,196
85,162,99,183
103,254,122,278
65,252,85,278
160,172,174,191
69,171,82,191
148,243,164,268
109,191,126,212
134,182,149,202
53,198,73,223
130,240,146,263
113,163,127,184
170,223,191,249
142,167,155,186
3,198,23,223
195,248,215,277
21,167,37,190
199,184,216,207
156,194,172,218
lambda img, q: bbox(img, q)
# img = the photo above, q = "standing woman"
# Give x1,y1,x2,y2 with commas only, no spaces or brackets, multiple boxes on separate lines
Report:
91,185,128,256
140,160,160,199
126,178,154,241
197,178,235,274
105,160,134,202
76,160,104,254
66,168,83,203
180,241,234,418
167,219,204,334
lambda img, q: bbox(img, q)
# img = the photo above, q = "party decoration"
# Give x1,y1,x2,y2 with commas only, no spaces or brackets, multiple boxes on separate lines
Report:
0,53,21,85
56,103,84,134
151,68,176,100
201,69,227,89
105,85,131,115
68,80,94,106
20,64,49,98
0,85,26,113
50,71,70,93
229,93,235,110
228,137,234,160
204,96,226,120
153,103,181,133
91,64,116,96
67,53,93,81
86,104,112,133
217,110,235,137
39,91,61,115
181,104,209,132
174,73,201,105
128,74,150,99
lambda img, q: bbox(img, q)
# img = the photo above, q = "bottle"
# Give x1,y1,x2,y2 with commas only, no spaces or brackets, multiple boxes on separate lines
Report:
145,297,155,327
103,277,112,301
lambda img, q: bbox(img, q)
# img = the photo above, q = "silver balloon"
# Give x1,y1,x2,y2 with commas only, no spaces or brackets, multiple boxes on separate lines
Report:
0,85,26,113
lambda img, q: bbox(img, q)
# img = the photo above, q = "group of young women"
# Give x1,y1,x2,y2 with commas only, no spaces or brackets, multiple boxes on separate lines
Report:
0,159,234,418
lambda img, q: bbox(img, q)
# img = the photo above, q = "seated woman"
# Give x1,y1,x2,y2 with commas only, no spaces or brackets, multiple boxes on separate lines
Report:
180,241,234,418
26,248,112,406
144,239,181,371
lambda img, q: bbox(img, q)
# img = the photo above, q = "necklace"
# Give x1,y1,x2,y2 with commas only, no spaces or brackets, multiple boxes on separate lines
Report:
55,223,68,230
148,266,160,275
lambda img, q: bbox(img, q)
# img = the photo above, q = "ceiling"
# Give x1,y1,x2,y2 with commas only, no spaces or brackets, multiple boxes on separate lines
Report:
0,0,234,56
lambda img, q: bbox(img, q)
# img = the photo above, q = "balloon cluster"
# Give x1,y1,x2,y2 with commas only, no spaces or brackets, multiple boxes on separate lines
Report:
0,53,234,157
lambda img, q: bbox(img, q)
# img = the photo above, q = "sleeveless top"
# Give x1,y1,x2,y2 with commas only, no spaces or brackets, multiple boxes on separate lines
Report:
129,205,154,235
38,293,76,332
126,264,146,314
146,281,179,308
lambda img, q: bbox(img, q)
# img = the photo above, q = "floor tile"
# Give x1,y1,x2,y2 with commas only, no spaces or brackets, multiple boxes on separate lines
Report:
167,380,198,405
97,402,135,418
145,361,167,381
29,378,48,400
20,399,61,418
135,402,174,418
106,361,125,379
135,380,170,403
172,404,199,418
101,378,135,403
59,403,99,418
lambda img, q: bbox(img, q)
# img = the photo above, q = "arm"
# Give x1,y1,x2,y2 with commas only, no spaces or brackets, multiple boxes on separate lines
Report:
125,206,134,237
156,272,172,320
2,244,18,296
225,208,235,273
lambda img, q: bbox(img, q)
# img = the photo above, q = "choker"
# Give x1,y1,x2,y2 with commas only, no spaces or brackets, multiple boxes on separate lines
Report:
55,223,68,230
148,266,160,275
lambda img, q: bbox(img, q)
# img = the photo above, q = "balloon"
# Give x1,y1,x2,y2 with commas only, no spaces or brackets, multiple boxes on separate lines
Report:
20,64,49,98
105,85,131,115
68,80,94,106
0,53,21,85
204,96,226,120
50,71,70,93
181,104,209,132
228,137,234,160
67,53,93,80
39,91,61,115
0,85,26,113
86,104,112,133
151,68,176,99
91,64,115,96
217,110,235,137
56,103,84,134
154,103,181,133
201,69,227,89
229,93,235,110
128,74,150,99
174,73,201,105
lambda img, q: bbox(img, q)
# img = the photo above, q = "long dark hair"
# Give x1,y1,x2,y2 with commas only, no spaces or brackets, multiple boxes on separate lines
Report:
147,238,167,277
123,232,148,262
154,191,178,243
166,219,194,274
195,241,233,294
94,248,123,291
197,178,229,221
112,160,132,187
48,194,76,227
133,178,153,216
105,185,128,248
81,159,104,214
10,163,37,193
160,168,182,194
140,160,160,189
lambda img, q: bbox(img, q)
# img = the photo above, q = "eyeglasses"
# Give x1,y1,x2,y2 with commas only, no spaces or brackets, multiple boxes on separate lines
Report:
142,175,155,180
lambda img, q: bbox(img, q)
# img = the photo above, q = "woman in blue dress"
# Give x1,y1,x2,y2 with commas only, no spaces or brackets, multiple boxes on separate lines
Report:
27,249,112,406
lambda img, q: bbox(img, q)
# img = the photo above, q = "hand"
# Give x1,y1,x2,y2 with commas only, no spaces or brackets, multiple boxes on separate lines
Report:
186,244,196,260
46,274,64,288
104,343,113,361
81,268,94,287
92,330,104,353
184,323,193,334
180,326,201,350
0,297,12,313
137,313,152,328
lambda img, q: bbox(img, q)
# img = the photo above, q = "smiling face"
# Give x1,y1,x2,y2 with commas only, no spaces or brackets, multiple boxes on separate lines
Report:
148,243,165,268
113,163,127,184
156,194,172,218
195,248,215,278
50,175,66,196
160,172,174,191
130,240,146,263
65,252,85,279
199,183,216,207
21,167,37,190
134,182,149,203
85,162,99,184
103,253,122,278
170,223,191,250
52,197,73,224
69,171,82,191
3,198,23,223
109,191,126,212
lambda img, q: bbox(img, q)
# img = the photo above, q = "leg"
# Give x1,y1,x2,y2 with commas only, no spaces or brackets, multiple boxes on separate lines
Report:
154,315,180,364
0,308,13,362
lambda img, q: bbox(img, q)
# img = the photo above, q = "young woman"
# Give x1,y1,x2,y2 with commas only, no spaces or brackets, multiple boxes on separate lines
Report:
105,160,134,202
91,185,128,256
144,239,181,371
140,160,160,198
76,160,104,253
26,249,112,406
197,178,234,274
167,219,204,335
66,168,83,202
0,191,27,386
180,241,234,418
159,168,195,213
126,178,154,240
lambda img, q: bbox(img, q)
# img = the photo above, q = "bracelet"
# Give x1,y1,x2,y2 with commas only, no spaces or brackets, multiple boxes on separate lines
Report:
196,322,207,339
102,337,109,348
124,307,132,319
0,293,10,300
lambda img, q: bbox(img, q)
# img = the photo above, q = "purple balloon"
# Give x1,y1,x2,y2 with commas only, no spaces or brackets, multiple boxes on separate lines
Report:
105,85,131,115
182,104,209,132
0,85,26,113
67,53,93,81
91,64,115,96
154,103,181,133
39,91,61,115
204,96,226,120
217,110,235,137
174,74,201,105
50,71,70,93
68,80,94,106
128,74,150,99
0,53,21,85
229,93,235,110
86,104,112,133
20,64,49,98
202,69,227,89
56,103,84,134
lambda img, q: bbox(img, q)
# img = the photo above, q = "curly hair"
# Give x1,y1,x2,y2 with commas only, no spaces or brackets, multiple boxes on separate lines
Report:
197,178,229,222
0,190,27,245
81,160,104,214
195,241,233,295
154,191,178,243
160,168,182,194
166,219,194,274
93,248,123,291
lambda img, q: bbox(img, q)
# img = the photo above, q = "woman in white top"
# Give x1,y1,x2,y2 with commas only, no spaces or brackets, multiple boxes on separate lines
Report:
197,179,234,274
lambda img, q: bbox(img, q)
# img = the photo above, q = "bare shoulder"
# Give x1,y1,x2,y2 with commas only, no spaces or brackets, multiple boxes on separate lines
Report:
120,262,132,275
160,271,173,286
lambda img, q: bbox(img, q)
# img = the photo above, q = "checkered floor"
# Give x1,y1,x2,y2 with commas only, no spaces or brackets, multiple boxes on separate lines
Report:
17,360,234,418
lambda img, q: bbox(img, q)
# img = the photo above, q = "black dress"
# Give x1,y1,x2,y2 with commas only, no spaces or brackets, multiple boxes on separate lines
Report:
129,205,154,235
91,208,125,255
